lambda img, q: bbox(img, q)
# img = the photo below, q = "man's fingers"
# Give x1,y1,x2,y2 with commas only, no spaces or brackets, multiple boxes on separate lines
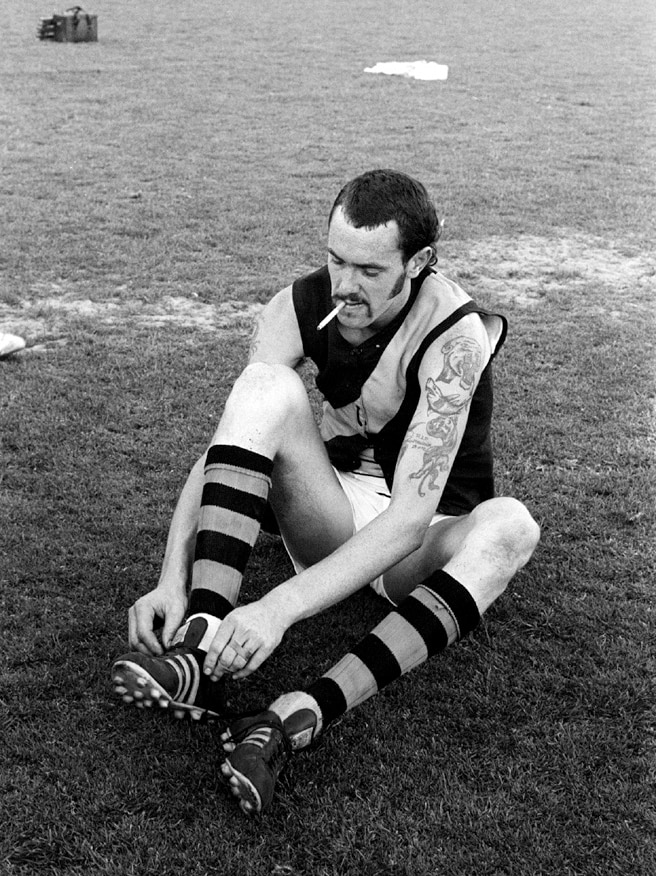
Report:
214,641,254,677
127,608,137,649
228,640,254,662
231,647,266,681
128,606,153,653
162,607,185,650
203,621,235,676
131,602,163,655
207,632,259,680
220,646,249,672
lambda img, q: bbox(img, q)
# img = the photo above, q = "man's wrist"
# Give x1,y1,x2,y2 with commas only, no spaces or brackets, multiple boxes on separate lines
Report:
156,567,188,596
259,585,300,630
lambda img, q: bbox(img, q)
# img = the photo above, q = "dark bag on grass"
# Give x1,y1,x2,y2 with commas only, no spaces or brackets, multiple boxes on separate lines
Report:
37,7,97,42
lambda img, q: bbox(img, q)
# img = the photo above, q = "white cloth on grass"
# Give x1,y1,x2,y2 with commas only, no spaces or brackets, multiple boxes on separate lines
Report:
364,61,449,81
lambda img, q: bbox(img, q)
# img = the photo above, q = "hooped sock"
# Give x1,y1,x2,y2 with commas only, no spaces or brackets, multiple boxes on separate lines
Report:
275,571,480,743
190,444,273,613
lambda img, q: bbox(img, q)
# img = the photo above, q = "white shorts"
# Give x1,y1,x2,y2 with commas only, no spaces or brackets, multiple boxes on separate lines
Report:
281,467,451,604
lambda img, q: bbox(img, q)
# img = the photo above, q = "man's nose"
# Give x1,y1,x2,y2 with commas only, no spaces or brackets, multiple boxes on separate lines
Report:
336,267,358,296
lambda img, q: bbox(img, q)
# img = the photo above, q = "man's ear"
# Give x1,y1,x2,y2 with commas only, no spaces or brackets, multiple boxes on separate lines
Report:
406,246,434,278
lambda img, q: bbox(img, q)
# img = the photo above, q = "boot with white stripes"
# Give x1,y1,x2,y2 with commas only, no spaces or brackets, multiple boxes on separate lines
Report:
111,613,227,722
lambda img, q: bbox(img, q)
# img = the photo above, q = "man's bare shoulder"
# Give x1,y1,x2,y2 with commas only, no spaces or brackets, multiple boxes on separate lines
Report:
248,285,305,367
419,311,492,375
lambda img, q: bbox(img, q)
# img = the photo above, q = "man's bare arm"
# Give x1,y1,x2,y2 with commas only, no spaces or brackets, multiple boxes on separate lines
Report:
394,324,489,507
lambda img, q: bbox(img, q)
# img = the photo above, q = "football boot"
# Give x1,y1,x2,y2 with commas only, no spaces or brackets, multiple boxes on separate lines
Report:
220,710,291,814
111,613,226,721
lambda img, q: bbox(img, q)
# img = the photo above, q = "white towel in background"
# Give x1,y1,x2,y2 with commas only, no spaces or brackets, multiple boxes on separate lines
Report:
364,61,449,81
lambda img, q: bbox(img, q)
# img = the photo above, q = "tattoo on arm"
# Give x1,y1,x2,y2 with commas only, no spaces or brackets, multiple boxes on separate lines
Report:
248,319,263,361
402,335,483,497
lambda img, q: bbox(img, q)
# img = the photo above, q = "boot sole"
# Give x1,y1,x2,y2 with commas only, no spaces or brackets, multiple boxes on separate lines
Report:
220,759,263,815
111,659,222,722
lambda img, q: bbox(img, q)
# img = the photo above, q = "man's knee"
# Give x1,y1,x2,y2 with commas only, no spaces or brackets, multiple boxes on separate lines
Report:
470,497,541,571
225,363,308,423
215,363,312,453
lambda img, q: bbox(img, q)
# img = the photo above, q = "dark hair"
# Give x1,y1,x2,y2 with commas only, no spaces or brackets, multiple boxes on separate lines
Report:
329,169,440,266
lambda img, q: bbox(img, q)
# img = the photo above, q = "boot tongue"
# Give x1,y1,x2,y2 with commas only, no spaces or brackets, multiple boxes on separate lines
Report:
282,709,318,751
171,613,221,651
180,616,207,648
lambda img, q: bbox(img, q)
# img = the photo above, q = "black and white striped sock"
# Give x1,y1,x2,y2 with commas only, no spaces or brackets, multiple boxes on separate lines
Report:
271,571,480,747
188,444,273,619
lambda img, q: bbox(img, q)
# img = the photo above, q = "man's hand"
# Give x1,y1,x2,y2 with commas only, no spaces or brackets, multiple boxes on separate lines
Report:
203,600,288,681
127,586,188,655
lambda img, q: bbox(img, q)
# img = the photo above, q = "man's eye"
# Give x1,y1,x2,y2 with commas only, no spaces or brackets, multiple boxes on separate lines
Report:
329,255,344,266
363,269,381,278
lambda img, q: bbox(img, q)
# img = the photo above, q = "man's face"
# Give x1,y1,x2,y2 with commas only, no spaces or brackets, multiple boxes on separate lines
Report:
327,207,411,332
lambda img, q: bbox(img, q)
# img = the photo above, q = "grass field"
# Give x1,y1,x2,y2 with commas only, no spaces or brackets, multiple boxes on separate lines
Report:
1,1,655,874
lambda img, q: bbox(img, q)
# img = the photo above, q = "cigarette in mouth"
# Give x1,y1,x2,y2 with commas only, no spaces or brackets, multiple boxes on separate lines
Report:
317,300,346,330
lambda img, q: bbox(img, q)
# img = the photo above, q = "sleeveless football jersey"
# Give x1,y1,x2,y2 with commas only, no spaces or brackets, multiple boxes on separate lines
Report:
292,265,507,515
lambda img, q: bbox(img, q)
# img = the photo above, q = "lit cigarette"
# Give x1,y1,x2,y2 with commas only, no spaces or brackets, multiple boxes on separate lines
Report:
317,300,346,330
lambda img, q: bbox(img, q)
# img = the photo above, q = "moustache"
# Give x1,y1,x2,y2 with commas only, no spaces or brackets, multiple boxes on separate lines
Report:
334,297,365,306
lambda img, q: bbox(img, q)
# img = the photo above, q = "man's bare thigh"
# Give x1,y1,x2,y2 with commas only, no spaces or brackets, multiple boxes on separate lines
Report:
269,437,355,570
217,362,355,569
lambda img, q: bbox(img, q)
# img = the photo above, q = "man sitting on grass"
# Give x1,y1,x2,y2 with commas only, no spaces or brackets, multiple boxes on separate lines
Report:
112,169,540,815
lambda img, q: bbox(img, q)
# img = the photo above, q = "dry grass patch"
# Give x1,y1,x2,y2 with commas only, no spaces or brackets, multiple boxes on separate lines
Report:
2,233,653,350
